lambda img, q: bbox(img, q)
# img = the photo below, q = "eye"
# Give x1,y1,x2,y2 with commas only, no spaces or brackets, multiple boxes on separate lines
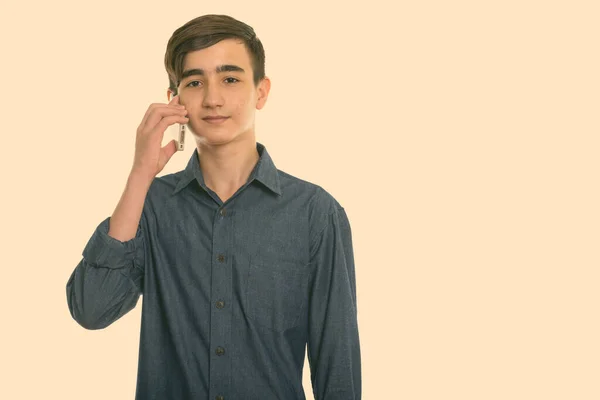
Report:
185,78,238,88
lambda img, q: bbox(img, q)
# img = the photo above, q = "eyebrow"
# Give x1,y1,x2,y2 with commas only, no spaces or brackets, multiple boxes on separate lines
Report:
181,64,246,80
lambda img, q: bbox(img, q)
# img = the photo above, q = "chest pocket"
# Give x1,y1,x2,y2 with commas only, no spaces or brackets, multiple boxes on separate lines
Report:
245,258,310,333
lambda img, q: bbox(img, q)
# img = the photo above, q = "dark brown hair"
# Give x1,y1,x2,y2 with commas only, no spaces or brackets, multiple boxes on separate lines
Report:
164,14,266,95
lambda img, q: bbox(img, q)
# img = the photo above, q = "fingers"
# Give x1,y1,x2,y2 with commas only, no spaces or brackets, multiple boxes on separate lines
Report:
153,113,189,135
139,95,186,132
139,104,188,137
161,139,178,162
168,95,180,106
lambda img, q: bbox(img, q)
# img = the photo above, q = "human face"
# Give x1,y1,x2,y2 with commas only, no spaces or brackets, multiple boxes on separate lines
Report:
169,39,270,146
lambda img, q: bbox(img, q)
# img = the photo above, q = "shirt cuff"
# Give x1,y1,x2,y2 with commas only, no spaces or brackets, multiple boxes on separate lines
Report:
82,216,144,269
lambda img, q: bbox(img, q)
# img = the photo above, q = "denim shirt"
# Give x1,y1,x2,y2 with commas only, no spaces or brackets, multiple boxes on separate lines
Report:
66,141,361,399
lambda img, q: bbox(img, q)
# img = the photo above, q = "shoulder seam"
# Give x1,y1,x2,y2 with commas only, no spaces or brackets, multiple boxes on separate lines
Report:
309,208,337,261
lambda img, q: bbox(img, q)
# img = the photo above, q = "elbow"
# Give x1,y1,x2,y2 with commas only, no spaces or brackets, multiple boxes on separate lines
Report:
65,260,140,330
73,313,108,331
67,287,137,330
65,276,117,330
66,287,109,330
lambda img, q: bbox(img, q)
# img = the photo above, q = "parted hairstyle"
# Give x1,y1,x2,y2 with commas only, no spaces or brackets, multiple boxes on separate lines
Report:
164,14,266,95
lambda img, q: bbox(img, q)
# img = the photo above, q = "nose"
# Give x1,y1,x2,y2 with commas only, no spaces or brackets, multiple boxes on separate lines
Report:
202,81,224,108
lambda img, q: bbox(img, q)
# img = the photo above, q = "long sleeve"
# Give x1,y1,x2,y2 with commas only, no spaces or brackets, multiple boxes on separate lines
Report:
66,214,146,330
307,206,362,399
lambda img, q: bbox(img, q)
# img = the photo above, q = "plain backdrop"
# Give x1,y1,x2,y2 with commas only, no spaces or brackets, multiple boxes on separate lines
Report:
1,1,599,399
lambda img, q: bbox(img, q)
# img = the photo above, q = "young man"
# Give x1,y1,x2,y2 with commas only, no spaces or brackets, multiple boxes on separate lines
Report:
66,14,361,400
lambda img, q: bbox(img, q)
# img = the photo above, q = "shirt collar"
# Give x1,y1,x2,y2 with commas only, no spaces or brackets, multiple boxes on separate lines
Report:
172,141,282,196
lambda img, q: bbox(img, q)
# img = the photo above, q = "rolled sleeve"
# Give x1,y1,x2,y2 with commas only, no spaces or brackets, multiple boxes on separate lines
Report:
82,216,144,269
66,216,145,330
307,207,362,399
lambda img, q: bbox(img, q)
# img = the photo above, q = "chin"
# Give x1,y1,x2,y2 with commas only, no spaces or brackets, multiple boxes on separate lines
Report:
191,130,239,145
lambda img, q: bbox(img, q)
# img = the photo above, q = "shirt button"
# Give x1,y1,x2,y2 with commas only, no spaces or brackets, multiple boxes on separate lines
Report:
217,254,225,262
219,208,227,216
216,396,224,400
216,346,225,356
216,301,225,309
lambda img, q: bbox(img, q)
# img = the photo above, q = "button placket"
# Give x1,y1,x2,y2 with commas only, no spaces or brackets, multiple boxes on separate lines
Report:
209,206,232,397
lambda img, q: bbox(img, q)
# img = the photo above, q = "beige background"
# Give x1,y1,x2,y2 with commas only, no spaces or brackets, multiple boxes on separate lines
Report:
1,0,599,398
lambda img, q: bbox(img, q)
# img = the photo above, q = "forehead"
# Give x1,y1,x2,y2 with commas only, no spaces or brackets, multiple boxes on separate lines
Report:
183,38,251,71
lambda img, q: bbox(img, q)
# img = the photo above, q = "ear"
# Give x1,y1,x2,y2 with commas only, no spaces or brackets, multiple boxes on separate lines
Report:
167,89,174,102
255,77,271,110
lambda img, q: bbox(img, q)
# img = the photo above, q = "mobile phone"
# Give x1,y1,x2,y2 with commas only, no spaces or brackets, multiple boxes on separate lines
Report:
176,123,185,151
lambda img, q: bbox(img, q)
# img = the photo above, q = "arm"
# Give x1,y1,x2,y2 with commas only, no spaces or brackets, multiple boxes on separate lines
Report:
307,207,362,399
65,172,152,330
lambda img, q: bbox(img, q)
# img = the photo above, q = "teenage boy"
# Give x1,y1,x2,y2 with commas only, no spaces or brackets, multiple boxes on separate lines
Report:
66,14,361,400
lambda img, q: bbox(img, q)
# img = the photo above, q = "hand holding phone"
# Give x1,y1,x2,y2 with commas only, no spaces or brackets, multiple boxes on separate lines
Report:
131,95,189,180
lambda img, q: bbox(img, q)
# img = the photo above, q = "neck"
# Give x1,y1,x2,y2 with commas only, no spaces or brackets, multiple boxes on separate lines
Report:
195,136,260,196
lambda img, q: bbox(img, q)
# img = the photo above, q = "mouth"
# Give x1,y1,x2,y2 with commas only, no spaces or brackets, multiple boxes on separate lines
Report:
202,116,230,124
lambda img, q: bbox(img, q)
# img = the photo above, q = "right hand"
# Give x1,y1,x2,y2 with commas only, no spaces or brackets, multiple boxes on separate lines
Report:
131,95,189,180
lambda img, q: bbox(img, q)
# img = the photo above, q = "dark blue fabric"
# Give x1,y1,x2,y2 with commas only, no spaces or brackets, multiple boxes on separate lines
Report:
66,141,361,399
